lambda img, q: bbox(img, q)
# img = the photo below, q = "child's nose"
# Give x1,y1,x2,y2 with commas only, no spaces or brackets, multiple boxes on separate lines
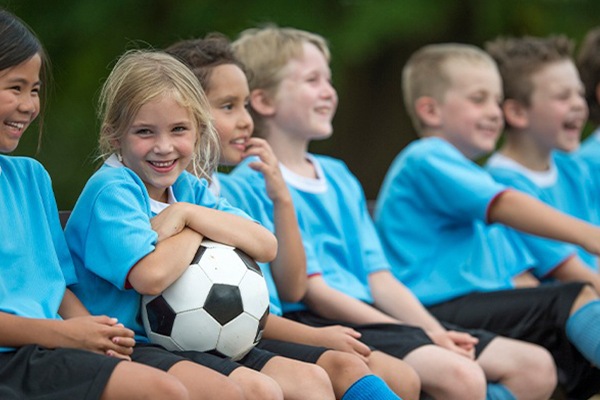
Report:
154,134,174,153
18,94,38,115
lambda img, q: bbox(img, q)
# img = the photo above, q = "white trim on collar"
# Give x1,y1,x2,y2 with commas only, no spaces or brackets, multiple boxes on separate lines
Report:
279,154,327,194
487,152,558,188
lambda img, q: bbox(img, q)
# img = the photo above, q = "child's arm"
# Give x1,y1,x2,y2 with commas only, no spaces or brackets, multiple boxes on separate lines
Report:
368,271,477,359
243,137,307,302
0,294,136,359
150,201,277,263
262,314,371,362
304,275,399,325
512,271,541,288
489,190,600,256
127,226,204,295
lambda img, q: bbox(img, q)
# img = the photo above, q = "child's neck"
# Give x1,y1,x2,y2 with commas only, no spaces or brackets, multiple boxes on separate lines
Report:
499,133,553,171
266,132,316,178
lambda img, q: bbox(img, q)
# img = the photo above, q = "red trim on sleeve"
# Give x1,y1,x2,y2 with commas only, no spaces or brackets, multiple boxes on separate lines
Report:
124,269,134,290
485,189,511,224
307,272,322,278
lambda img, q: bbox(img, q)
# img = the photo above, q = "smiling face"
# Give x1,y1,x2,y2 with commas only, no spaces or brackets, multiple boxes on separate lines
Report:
434,60,504,159
523,59,588,153
206,64,254,166
116,94,196,201
270,42,338,143
0,54,41,153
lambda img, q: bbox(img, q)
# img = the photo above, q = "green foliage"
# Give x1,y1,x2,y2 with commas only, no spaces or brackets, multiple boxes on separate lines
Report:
4,0,600,206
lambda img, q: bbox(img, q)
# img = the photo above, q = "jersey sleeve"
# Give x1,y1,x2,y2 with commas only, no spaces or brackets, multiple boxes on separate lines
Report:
80,178,157,289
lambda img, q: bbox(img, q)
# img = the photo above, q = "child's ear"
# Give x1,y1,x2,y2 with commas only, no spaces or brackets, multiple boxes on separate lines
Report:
502,99,529,129
249,89,276,117
415,96,441,127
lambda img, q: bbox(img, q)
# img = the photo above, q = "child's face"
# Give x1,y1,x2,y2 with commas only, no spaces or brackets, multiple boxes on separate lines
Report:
0,54,41,153
271,42,337,142
436,61,503,159
523,60,588,153
206,64,253,166
117,95,196,202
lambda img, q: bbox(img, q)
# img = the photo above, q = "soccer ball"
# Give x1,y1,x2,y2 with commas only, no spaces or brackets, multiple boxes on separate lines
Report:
141,239,270,361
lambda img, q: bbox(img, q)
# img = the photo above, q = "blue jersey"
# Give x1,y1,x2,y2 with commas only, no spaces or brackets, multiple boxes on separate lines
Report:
0,156,77,351
374,138,533,306
214,172,282,316
576,128,600,206
231,154,391,309
487,151,596,275
65,160,249,341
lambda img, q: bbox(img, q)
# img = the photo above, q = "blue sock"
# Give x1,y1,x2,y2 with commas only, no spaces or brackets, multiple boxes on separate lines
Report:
341,375,401,400
486,383,516,400
566,300,600,366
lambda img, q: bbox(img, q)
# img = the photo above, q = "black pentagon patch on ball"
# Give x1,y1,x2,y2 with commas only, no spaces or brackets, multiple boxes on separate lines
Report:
204,284,243,325
146,295,176,336
254,307,269,344
234,248,263,276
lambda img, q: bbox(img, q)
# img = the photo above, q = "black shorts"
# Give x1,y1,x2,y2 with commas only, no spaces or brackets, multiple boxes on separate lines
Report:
133,343,276,375
427,282,600,398
284,310,496,359
0,345,122,400
257,339,328,364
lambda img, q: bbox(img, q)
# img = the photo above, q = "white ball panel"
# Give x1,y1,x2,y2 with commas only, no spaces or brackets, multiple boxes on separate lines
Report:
198,248,247,285
162,264,212,313
146,331,182,352
170,309,221,352
217,313,259,361
201,240,235,250
238,270,270,319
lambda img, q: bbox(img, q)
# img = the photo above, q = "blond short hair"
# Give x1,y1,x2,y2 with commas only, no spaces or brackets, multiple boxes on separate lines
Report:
403,43,497,134
232,25,330,136
97,50,219,180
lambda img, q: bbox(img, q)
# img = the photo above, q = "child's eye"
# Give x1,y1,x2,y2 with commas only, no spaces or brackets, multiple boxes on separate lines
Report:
222,103,234,111
244,101,251,110
135,128,152,136
173,126,189,134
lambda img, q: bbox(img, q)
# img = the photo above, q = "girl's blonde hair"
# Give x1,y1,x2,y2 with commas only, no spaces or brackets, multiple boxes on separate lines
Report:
97,49,219,180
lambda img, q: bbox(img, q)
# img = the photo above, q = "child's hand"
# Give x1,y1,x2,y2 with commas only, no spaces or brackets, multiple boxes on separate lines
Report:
151,202,190,242
427,330,478,359
313,325,371,363
243,138,291,204
62,316,135,360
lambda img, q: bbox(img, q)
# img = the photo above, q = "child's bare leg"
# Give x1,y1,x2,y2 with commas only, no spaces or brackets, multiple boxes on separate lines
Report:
168,360,245,400
477,337,556,400
260,356,335,400
366,350,421,400
229,365,284,400
403,344,487,400
101,361,189,400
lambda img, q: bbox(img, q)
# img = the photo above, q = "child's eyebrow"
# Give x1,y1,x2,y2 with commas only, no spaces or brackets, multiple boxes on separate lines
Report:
5,77,41,86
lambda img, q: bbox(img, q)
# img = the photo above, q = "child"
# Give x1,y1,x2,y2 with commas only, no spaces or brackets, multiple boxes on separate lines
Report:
374,42,600,399
64,49,338,400
576,27,600,199
165,33,419,400
0,9,205,400
484,35,600,291
230,25,558,400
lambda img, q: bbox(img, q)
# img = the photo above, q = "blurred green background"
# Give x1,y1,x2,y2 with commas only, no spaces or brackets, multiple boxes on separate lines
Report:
5,0,600,208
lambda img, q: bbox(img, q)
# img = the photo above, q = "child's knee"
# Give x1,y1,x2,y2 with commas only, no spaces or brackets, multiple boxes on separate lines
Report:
438,361,487,400
243,374,283,400
572,284,600,313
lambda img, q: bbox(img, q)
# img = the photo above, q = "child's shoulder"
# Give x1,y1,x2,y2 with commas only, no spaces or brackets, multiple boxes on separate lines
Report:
0,155,50,184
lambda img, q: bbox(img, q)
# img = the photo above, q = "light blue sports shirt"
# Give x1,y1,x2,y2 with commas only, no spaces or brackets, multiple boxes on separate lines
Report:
0,156,77,351
65,156,248,341
375,138,534,306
